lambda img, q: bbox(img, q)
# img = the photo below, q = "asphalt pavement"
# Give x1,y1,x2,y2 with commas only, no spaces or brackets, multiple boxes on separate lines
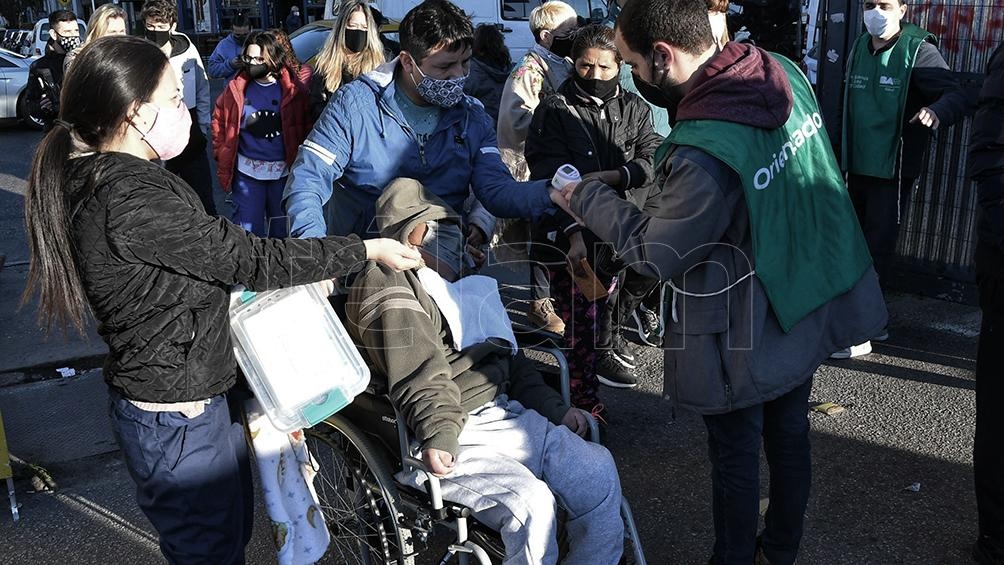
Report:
0,117,986,564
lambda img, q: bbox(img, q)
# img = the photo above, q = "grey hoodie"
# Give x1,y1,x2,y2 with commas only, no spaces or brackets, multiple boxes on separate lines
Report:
346,178,568,456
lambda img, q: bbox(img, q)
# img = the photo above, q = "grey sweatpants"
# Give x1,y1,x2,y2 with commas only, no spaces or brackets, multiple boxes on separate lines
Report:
399,398,624,564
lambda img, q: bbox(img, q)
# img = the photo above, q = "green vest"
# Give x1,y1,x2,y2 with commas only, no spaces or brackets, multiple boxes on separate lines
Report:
842,23,937,179
657,54,872,333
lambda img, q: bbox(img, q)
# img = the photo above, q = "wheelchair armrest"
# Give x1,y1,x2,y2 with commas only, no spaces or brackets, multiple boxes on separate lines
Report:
578,408,601,444
524,343,572,407
402,455,449,520
394,404,451,519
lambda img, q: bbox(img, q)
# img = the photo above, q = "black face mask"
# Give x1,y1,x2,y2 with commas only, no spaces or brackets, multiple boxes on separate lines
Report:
145,28,171,48
54,33,80,53
344,28,367,53
232,33,248,45
549,35,574,59
632,58,684,110
574,73,619,100
246,63,270,80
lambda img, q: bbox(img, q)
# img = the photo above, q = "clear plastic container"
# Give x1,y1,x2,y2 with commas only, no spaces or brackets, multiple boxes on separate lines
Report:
229,283,370,433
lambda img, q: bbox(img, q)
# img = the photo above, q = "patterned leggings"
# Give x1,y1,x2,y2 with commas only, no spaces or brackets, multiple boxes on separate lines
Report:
547,266,609,413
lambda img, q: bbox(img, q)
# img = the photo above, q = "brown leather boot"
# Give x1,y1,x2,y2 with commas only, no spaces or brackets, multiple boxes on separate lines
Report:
526,298,565,335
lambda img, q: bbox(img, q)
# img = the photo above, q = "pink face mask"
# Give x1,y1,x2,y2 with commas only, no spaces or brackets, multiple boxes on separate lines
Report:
133,102,191,161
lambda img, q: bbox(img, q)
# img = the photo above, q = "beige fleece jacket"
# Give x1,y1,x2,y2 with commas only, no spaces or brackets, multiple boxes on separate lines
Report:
497,44,573,180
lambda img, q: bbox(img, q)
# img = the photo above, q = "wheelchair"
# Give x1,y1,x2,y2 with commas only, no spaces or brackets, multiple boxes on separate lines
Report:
303,326,647,565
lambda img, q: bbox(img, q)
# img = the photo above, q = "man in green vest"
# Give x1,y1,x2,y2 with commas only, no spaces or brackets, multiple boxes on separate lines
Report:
840,0,967,357
552,0,886,562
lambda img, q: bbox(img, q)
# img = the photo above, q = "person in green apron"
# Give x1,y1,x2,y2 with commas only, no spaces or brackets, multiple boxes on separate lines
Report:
840,0,967,355
552,0,887,562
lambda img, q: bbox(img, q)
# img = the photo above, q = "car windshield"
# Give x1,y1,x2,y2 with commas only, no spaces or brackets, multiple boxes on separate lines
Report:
290,26,329,63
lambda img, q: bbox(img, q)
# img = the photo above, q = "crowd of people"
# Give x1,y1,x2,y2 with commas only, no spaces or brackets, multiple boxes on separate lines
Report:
17,0,1003,564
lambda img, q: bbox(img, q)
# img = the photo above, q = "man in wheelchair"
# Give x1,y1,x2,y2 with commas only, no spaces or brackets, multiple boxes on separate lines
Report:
345,178,625,564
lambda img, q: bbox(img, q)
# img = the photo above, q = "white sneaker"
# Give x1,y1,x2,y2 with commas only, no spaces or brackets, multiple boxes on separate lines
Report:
830,341,872,359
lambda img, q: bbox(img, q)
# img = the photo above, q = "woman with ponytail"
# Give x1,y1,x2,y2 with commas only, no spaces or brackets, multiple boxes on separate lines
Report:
22,35,420,564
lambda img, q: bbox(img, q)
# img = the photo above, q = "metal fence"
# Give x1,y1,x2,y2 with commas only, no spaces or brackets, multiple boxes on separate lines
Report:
884,0,1003,301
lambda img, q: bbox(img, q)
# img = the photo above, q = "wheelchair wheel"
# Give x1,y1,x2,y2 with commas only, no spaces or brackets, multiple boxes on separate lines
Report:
306,414,415,565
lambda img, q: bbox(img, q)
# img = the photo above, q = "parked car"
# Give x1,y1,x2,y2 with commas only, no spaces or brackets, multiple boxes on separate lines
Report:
1,29,29,53
30,17,86,57
0,47,43,129
289,16,400,66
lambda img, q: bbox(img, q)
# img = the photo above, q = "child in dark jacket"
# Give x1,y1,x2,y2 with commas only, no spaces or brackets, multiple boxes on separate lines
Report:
211,29,313,237
525,25,663,412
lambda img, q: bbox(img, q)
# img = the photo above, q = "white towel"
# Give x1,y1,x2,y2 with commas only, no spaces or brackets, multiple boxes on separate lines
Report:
246,399,330,564
416,267,518,354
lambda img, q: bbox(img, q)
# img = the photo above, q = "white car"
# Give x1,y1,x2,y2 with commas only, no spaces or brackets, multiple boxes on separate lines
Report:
483,0,609,60
368,0,608,61
0,47,43,129
30,17,86,57
803,42,818,85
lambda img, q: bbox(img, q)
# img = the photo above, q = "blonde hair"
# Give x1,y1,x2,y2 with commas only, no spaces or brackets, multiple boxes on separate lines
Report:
84,4,127,44
314,1,384,93
529,1,577,40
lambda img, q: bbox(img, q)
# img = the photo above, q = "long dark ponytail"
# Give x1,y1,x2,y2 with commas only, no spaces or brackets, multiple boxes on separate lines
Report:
23,36,168,334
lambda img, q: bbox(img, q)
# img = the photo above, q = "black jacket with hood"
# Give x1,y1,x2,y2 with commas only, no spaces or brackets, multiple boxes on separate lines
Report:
571,43,888,415
464,57,510,124
346,179,568,457
26,41,67,125
968,42,1004,256
67,152,368,403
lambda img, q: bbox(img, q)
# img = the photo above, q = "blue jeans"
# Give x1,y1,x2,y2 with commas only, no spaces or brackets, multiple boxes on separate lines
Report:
703,377,813,565
231,171,288,237
108,389,254,565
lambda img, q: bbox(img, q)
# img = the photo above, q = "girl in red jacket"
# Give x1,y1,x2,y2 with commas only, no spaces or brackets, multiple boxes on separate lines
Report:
212,29,313,237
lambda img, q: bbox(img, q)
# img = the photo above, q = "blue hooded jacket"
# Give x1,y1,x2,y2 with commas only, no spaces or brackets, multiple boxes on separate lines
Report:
207,33,243,81
283,59,556,239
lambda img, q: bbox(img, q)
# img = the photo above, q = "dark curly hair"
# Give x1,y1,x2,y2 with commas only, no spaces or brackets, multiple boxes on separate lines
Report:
244,29,299,76
268,28,301,75
139,0,177,25
473,23,511,70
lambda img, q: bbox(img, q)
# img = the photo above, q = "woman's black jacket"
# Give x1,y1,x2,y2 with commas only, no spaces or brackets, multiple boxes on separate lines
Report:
66,152,367,403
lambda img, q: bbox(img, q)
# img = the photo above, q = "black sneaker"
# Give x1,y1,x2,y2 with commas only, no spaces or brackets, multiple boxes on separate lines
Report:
631,304,663,347
597,351,639,388
610,335,636,369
